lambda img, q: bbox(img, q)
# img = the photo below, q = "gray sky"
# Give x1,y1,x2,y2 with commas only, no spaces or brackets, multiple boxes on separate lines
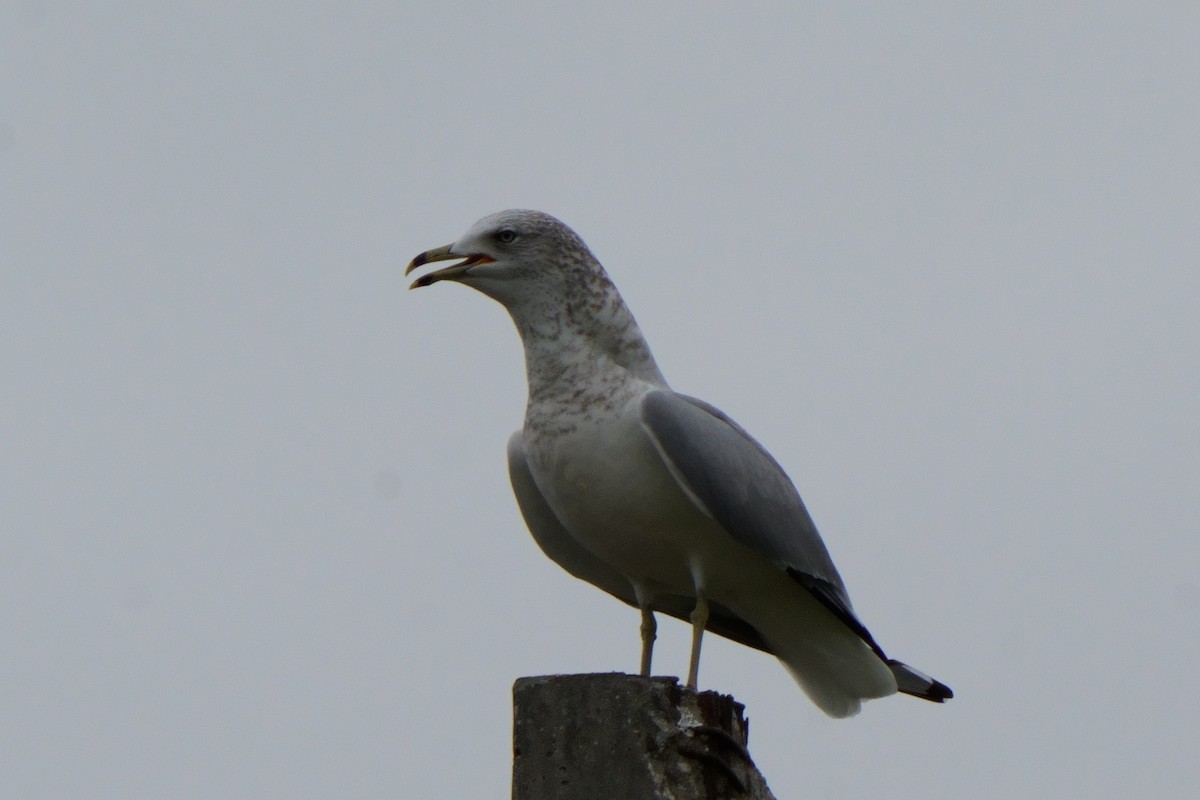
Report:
3,3,1197,798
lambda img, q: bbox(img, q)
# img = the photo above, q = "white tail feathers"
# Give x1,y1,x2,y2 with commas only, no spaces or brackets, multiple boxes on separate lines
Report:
778,651,897,718
737,590,899,718
734,586,953,717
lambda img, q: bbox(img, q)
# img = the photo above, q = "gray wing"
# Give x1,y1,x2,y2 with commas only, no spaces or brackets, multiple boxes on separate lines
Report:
639,390,890,659
506,430,771,653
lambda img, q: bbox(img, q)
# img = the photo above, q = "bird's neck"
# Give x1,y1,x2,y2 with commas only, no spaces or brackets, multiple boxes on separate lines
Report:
509,294,667,409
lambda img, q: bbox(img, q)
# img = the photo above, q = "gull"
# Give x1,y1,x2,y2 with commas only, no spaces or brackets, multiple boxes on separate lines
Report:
406,209,952,717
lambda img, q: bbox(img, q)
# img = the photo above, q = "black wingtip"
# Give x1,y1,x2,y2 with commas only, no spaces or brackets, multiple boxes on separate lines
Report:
888,659,954,703
918,677,954,703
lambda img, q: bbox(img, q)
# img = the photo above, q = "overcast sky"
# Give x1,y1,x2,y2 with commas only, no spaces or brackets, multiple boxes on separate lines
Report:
3,3,1197,798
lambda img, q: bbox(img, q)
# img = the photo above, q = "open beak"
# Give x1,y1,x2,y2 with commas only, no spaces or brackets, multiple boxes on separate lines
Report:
405,244,495,289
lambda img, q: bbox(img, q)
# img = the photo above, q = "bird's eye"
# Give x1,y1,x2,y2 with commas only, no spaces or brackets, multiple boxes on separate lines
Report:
496,228,518,244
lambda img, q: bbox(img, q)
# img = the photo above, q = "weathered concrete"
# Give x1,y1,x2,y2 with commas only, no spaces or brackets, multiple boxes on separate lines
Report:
513,673,776,800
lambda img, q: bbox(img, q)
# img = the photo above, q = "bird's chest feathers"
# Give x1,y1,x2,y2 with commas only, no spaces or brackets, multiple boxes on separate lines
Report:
525,406,697,549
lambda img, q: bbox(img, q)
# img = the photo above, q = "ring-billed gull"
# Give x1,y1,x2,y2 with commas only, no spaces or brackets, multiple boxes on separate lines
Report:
406,210,952,717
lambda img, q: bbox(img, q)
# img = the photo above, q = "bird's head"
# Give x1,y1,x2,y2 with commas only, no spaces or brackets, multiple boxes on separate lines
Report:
406,209,598,307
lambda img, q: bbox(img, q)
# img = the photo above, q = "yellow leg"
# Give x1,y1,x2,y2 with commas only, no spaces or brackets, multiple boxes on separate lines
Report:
686,595,709,689
639,604,657,676
634,584,656,677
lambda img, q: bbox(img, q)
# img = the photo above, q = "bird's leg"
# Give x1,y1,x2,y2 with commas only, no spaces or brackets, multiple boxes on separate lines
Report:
633,584,657,676
686,595,709,689
639,604,657,676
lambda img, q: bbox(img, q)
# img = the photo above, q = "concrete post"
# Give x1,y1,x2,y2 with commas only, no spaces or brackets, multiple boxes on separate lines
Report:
513,673,776,800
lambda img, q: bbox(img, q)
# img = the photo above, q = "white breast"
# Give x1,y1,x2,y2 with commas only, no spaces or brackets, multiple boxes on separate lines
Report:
524,391,773,600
